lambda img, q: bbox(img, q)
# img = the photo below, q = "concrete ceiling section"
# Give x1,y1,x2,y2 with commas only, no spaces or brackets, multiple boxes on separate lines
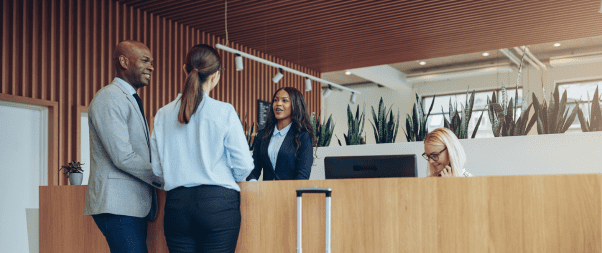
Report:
347,65,411,90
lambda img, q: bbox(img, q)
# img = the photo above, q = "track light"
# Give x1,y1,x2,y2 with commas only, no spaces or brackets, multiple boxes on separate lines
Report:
350,92,357,104
216,44,361,96
323,85,332,98
272,68,283,83
305,77,312,91
235,54,243,71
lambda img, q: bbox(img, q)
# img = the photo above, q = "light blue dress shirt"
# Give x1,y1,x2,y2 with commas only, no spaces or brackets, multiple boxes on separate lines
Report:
114,77,136,96
268,123,292,170
150,93,254,191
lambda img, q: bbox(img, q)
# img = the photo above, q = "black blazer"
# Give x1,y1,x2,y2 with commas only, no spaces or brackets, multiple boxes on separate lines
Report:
246,126,313,181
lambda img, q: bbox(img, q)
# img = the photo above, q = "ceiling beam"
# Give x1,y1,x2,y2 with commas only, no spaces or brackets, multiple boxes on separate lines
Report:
347,65,411,90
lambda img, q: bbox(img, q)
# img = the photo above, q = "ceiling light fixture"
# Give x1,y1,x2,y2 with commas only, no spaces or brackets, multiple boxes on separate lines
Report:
350,92,357,104
215,44,361,95
419,61,426,65
345,71,351,75
272,68,284,83
554,43,561,47
305,77,312,92
323,85,333,98
235,54,243,71
482,52,489,56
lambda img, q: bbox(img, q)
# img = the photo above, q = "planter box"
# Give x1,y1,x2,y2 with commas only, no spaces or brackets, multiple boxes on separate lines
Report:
310,132,602,179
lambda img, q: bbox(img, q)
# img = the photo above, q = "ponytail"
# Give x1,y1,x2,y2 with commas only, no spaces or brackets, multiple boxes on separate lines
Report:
177,44,222,124
178,69,203,124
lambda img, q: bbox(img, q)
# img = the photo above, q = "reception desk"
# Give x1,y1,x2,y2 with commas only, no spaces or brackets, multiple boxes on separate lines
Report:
40,175,601,252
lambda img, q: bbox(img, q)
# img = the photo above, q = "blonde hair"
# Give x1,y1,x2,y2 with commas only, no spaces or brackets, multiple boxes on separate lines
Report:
424,128,466,177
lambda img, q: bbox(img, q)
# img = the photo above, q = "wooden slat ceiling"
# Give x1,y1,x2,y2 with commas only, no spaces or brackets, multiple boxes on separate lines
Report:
117,0,602,73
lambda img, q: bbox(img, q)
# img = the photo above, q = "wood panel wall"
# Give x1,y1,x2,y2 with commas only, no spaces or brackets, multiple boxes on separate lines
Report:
1,0,321,185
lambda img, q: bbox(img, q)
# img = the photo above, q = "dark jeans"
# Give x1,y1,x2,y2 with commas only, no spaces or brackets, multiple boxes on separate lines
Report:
92,213,148,253
164,185,241,253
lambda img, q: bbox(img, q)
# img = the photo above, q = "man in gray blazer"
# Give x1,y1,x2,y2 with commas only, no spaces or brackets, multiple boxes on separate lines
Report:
85,40,163,253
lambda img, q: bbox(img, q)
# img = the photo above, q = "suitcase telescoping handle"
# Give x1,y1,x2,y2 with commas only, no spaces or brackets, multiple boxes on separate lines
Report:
296,187,332,253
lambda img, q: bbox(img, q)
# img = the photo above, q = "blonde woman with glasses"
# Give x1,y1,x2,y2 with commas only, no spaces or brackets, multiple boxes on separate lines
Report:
422,128,473,177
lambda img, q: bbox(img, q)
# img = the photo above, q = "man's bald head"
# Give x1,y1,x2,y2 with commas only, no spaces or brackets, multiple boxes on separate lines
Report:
113,40,150,73
113,40,154,90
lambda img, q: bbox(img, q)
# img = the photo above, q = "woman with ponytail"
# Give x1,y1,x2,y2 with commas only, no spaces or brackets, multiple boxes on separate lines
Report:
150,44,253,252
246,87,316,181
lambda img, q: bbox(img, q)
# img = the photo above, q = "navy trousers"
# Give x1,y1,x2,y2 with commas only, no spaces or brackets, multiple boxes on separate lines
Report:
92,213,148,253
164,185,241,253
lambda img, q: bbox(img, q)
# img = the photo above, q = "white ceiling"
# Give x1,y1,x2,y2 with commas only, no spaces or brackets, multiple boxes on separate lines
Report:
321,35,602,86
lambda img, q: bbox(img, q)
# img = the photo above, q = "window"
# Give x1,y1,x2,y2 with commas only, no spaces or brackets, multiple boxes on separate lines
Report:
422,88,522,138
557,79,602,133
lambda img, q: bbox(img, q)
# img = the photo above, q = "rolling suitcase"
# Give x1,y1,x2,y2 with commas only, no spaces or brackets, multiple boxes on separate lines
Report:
296,186,332,253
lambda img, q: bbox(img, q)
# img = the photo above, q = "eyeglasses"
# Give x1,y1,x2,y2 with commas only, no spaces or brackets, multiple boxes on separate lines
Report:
422,147,447,161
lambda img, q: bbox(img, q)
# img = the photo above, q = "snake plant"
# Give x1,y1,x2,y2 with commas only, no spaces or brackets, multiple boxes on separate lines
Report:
370,97,400,143
442,89,484,139
532,85,578,134
238,113,256,150
575,86,602,132
337,104,366,145
404,93,435,142
311,113,335,147
487,87,537,136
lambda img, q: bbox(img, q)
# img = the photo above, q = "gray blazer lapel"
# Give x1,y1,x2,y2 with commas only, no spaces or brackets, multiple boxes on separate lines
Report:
112,82,150,142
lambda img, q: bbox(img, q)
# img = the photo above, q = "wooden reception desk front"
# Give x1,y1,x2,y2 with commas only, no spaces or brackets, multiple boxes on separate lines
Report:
40,175,601,252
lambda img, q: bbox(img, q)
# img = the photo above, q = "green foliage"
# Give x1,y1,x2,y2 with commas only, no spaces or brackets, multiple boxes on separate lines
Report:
337,104,365,145
238,113,256,150
442,89,483,139
311,113,335,147
487,87,537,137
532,85,578,134
60,160,84,174
575,86,602,132
404,94,435,142
370,97,400,143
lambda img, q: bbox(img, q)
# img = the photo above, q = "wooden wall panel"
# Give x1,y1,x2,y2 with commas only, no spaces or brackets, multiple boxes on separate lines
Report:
2,0,321,185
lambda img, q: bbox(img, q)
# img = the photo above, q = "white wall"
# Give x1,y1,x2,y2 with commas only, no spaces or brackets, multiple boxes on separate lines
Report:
0,101,47,253
309,131,602,180
80,113,90,185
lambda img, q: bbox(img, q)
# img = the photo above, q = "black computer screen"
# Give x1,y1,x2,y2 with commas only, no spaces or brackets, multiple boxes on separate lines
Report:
324,155,417,179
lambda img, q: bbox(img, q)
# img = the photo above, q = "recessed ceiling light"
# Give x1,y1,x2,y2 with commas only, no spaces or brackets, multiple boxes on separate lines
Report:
554,43,561,47
345,71,351,75
419,61,426,65
482,52,489,56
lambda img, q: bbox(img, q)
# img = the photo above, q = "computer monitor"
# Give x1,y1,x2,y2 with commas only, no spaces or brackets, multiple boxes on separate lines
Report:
324,154,417,179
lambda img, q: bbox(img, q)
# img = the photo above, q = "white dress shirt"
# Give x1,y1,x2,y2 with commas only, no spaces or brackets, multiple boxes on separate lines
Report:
150,93,254,191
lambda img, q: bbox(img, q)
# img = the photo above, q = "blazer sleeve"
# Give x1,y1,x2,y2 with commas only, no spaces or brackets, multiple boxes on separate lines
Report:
89,90,160,186
246,130,263,181
294,131,314,180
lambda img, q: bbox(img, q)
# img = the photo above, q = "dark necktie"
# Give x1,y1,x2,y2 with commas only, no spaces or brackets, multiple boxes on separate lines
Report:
132,93,146,121
133,93,151,161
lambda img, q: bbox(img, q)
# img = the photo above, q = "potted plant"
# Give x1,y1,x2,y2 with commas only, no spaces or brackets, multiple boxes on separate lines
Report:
337,104,366,145
404,93,435,142
370,97,400,143
311,113,335,147
60,160,85,185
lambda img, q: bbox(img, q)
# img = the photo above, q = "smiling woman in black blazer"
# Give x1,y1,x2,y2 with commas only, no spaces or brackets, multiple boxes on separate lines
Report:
247,87,316,181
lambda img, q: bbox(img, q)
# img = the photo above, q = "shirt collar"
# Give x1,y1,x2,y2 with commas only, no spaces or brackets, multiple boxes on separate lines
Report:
114,77,137,96
273,122,292,137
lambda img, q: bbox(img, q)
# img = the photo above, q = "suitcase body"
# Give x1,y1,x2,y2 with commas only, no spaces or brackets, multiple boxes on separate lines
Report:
296,187,332,253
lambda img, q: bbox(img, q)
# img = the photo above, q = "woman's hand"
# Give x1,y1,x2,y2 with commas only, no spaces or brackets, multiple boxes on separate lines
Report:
439,165,453,177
